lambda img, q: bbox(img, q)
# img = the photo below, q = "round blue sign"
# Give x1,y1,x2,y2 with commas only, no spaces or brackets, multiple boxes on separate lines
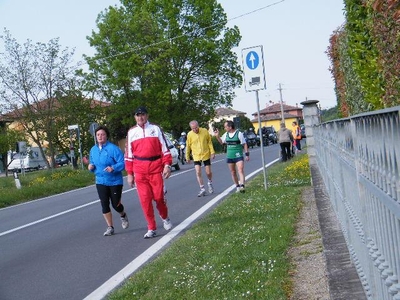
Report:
246,51,259,70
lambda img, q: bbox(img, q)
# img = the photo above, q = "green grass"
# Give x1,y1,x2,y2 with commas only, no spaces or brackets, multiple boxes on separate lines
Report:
0,167,95,208
108,154,311,300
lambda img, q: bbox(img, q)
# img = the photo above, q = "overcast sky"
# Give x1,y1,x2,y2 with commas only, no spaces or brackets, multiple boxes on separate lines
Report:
0,0,345,117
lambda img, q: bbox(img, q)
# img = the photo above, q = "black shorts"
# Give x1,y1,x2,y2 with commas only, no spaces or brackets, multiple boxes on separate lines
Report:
226,157,244,164
194,159,211,166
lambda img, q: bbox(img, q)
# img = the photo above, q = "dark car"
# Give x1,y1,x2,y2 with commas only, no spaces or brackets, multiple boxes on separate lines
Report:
55,154,69,166
244,131,258,148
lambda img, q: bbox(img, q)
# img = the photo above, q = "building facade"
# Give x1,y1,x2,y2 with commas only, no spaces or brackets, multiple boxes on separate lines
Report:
250,102,303,132
208,107,247,133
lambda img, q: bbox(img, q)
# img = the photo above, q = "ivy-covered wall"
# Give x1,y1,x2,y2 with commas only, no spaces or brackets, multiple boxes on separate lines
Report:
327,0,400,116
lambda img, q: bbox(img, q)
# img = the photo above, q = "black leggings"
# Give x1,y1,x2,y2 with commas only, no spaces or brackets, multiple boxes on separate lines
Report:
96,184,124,214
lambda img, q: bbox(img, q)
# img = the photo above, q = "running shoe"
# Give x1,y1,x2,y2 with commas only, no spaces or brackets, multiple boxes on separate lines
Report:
240,184,245,193
197,188,206,197
236,185,241,193
208,182,214,194
103,226,114,236
121,213,129,229
144,230,157,239
163,218,173,230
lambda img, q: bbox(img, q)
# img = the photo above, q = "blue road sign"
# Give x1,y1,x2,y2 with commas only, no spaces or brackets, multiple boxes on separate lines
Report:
246,51,259,70
242,45,266,92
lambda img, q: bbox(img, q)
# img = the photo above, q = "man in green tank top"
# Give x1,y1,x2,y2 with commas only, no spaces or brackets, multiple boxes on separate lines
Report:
214,120,249,193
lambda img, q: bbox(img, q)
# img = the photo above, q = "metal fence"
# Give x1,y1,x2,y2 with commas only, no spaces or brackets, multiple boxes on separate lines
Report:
313,106,400,300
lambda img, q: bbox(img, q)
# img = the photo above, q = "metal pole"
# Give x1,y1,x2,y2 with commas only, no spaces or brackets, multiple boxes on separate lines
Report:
77,126,83,170
256,90,268,190
92,123,97,145
278,83,285,122
69,130,75,169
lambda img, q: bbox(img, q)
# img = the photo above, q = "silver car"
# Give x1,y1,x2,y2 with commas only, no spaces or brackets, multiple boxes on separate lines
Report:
164,133,180,170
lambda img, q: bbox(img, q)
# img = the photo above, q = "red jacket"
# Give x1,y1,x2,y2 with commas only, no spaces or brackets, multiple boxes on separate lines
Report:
125,121,172,175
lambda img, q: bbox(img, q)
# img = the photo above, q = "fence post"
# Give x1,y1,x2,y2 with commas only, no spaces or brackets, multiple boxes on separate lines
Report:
300,99,320,157
13,170,21,189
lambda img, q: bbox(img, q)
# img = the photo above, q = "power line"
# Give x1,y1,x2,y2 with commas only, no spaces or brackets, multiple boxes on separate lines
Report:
77,0,286,68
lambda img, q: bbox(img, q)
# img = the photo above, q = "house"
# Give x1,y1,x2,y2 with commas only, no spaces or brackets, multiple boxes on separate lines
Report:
208,107,247,133
0,98,110,169
0,98,110,148
250,102,303,132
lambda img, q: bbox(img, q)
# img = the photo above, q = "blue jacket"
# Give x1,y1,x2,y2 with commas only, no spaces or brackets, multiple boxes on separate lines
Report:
89,141,125,186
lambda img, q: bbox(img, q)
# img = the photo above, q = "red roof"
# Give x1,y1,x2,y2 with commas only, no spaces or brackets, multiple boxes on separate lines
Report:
0,98,110,121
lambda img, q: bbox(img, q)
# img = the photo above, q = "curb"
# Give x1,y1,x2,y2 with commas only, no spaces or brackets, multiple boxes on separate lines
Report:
310,164,367,300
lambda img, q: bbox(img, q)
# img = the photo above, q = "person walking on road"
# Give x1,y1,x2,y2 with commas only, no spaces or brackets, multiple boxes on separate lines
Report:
214,120,249,193
292,121,302,152
186,120,215,197
277,122,294,162
124,106,173,239
88,125,129,236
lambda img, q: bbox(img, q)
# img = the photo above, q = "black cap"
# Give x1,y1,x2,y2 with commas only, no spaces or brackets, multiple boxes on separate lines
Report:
135,106,148,115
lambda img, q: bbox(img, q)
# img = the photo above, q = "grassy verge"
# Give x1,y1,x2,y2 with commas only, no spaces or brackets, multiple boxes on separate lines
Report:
0,167,95,208
108,154,311,300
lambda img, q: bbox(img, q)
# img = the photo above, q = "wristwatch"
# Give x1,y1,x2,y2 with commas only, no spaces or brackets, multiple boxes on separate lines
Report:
165,165,172,169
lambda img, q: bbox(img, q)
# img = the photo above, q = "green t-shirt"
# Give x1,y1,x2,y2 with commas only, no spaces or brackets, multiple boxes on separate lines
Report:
224,130,243,159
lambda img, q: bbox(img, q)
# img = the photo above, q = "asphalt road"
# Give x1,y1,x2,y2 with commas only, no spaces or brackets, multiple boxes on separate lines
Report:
0,144,280,300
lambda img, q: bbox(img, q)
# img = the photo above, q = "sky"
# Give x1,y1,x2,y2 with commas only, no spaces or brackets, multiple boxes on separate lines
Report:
0,0,345,118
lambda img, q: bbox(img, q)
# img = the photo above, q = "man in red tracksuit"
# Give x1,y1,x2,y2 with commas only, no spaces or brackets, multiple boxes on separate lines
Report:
125,106,173,239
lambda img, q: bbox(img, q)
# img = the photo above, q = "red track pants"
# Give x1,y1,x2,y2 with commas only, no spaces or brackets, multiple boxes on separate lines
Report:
134,172,168,230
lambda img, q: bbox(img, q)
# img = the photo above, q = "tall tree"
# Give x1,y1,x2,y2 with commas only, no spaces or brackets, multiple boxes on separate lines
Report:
84,0,242,135
0,127,25,175
0,30,78,167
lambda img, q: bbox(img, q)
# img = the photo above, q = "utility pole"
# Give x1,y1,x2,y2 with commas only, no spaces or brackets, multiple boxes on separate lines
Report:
278,83,285,122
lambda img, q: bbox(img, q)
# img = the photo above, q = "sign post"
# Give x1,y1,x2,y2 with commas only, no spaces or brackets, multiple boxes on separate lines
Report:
68,125,83,170
89,122,99,145
242,45,268,190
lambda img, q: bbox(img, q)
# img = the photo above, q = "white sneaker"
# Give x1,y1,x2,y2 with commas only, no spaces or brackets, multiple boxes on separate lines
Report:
103,226,114,236
239,184,245,193
236,185,241,193
197,188,206,197
144,230,157,239
208,182,214,194
163,218,173,230
121,213,129,229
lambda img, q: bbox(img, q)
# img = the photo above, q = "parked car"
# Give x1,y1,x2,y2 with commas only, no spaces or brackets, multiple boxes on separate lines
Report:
55,154,69,166
164,133,180,170
7,147,47,172
244,131,258,148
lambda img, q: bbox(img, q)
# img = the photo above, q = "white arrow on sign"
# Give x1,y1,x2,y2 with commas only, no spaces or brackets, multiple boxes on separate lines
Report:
249,52,256,69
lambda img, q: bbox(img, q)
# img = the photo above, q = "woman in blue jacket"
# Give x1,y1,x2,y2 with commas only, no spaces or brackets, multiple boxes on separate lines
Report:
88,125,129,236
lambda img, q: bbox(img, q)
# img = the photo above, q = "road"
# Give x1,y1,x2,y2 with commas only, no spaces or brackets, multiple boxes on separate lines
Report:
0,144,280,300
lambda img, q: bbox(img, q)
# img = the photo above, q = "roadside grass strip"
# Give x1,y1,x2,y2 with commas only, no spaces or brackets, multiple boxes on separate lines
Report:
109,155,310,300
0,169,95,208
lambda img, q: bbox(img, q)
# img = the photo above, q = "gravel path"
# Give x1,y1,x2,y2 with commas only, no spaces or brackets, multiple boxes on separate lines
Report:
288,187,330,300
